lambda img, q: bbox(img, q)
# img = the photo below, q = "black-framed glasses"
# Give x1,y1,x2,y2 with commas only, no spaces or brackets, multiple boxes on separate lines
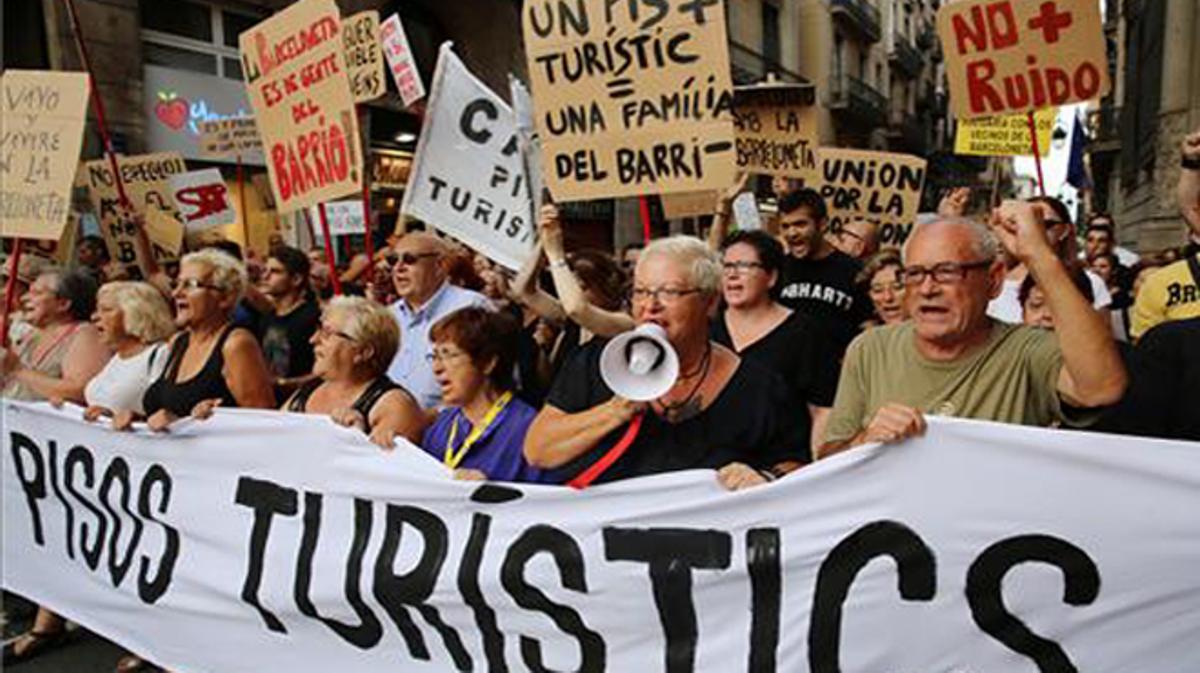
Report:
394,252,439,266
900,260,993,286
630,286,702,304
722,261,765,274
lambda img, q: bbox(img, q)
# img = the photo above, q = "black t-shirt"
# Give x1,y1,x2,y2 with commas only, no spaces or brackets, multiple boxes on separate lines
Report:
1098,317,1200,441
777,251,872,356
257,298,321,380
545,340,808,484
710,310,839,458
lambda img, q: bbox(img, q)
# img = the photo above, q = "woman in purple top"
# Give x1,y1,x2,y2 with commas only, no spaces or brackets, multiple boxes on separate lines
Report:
422,307,549,484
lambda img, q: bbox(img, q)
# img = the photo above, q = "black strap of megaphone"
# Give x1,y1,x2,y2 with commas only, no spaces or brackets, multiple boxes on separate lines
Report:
567,413,645,490
623,335,667,371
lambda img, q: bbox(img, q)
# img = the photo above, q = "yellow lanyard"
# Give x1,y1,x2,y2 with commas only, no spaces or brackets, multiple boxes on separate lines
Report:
443,392,513,469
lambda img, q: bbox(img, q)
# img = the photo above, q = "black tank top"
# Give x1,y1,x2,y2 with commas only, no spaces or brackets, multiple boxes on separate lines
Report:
286,376,407,429
143,326,239,417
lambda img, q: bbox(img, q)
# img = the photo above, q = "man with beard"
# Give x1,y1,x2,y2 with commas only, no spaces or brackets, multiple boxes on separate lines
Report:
257,246,321,401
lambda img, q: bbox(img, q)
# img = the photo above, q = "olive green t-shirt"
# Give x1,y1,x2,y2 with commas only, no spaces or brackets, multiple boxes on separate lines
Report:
824,321,1076,445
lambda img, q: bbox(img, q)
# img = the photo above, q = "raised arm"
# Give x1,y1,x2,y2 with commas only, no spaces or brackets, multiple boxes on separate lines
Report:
523,399,641,469
993,201,1126,407
1179,130,1200,238
509,239,567,323
540,205,634,338
706,172,751,251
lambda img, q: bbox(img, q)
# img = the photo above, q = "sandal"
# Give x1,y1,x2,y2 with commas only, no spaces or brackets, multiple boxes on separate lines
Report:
1,628,68,664
116,653,161,672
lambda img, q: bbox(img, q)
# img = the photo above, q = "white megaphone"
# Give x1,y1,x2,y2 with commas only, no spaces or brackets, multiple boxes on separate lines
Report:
599,323,679,401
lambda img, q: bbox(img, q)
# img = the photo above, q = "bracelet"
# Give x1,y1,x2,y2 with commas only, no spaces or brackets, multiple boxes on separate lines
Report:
1183,154,1200,171
549,259,570,269
756,468,778,482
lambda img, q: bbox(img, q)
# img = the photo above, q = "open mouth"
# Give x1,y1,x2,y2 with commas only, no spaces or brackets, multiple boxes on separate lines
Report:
917,305,949,317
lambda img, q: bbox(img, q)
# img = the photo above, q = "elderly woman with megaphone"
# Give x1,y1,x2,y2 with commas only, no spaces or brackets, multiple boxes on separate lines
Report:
524,236,807,489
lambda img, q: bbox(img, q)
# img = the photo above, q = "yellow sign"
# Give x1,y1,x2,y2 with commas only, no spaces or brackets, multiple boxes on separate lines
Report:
955,108,1056,157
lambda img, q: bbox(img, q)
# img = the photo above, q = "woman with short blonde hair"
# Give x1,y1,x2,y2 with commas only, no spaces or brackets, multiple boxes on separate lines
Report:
84,282,176,417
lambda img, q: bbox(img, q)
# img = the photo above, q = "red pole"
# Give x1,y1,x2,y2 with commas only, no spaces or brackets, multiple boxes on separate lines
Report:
62,0,157,275
317,204,343,296
638,195,652,243
237,154,249,249
1027,110,1047,197
1,240,24,348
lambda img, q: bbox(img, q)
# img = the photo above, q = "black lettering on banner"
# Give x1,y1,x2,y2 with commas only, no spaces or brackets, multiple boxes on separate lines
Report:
294,494,383,649
966,535,1101,673
602,527,733,673
808,521,936,673
46,440,78,560
234,476,298,632
746,528,782,673
64,445,107,571
136,464,179,604
373,505,471,670
500,525,606,673
462,98,499,145
459,513,508,672
99,457,143,587
10,432,47,546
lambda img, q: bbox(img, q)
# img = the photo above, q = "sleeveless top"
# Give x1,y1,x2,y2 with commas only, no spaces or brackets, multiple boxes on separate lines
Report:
142,326,238,417
286,376,406,430
1,322,84,401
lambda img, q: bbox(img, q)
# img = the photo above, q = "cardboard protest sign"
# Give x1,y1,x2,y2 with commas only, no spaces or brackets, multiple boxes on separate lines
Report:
240,0,363,213
380,14,425,108
818,148,927,248
310,200,365,236
660,191,718,219
198,117,263,159
169,169,237,233
342,11,385,103
937,0,1110,118
401,44,534,271
955,107,1056,157
733,84,819,181
84,152,188,278
0,70,90,240
523,0,737,201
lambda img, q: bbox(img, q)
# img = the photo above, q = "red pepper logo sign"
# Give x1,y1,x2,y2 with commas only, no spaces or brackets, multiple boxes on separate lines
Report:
176,183,230,222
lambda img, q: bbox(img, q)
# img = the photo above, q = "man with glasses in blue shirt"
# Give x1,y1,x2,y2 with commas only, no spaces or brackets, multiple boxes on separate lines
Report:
819,202,1127,457
385,232,490,408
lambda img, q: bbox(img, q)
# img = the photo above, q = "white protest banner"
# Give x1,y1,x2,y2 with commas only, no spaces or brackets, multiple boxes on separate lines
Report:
510,75,544,222
733,84,819,182
309,200,365,235
937,0,1110,119
955,107,1056,157
240,0,363,213
380,13,425,108
342,11,385,103
83,152,188,278
1,70,90,241
523,0,737,201
733,192,761,231
198,116,263,160
169,169,237,233
401,44,534,271
817,148,927,248
6,402,1200,672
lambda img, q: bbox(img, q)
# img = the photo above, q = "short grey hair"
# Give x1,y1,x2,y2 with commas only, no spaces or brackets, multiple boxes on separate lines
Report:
323,296,400,377
98,281,175,344
180,248,248,302
903,216,999,263
638,235,721,294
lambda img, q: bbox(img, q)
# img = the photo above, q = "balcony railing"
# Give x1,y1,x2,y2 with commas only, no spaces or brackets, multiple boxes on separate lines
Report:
830,74,887,126
890,34,923,78
831,0,882,43
729,40,807,85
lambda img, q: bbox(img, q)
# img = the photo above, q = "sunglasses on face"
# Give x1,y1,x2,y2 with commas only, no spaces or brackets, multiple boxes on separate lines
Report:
394,252,439,267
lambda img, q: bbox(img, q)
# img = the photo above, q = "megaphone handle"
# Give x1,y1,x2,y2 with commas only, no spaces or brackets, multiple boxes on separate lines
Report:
567,413,645,490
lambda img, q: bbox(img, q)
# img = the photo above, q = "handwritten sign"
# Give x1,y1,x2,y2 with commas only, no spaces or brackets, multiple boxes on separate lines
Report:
817,148,927,248
84,153,188,278
198,116,262,159
954,108,1056,156
310,200,365,236
380,14,425,108
240,0,362,213
0,71,90,241
401,44,534,271
343,11,384,103
937,0,1109,118
660,191,718,219
523,0,736,201
733,85,819,181
169,169,237,233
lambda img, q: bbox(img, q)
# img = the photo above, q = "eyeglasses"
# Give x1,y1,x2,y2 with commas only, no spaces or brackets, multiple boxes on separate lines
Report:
427,348,469,365
176,278,220,292
315,324,356,342
631,286,702,304
394,252,439,267
722,261,765,274
869,281,905,294
900,260,993,286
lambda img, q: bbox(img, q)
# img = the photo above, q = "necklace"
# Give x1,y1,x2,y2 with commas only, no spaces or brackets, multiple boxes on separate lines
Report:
658,341,712,421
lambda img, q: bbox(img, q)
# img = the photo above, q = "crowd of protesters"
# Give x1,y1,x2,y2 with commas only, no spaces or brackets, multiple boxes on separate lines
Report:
2,129,1199,667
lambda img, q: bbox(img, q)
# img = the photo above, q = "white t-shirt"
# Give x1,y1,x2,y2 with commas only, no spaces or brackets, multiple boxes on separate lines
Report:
84,343,168,414
987,269,1112,324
